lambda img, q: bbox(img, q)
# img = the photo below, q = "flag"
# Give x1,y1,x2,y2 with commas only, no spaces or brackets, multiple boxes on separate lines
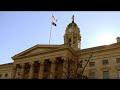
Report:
52,15,58,22
52,15,58,26
52,22,57,26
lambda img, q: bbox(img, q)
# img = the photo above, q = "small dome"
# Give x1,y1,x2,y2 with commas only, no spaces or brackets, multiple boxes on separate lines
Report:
67,22,78,28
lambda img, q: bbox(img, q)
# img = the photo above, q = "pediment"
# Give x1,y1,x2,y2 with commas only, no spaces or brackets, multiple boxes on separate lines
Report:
22,47,54,56
12,44,65,60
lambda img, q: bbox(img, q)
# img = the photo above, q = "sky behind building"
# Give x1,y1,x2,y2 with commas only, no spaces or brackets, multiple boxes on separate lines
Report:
0,11,120,64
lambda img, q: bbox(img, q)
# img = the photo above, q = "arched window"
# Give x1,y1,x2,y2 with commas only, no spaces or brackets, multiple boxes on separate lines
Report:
69,38,71,46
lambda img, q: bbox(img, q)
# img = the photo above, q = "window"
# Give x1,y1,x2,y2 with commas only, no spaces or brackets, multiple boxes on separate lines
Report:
55,65,58,71
5,74,8,77
116,58,120,63
69,38,71,46
102,60,108,65
77,63,82,68
0,74,2,78
103,71,109,79
89,72,95,79
117,69,120,79
89,62,95,67
44,67,48,72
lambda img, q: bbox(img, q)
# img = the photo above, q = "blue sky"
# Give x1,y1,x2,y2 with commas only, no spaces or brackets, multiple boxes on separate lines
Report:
0,11,120,64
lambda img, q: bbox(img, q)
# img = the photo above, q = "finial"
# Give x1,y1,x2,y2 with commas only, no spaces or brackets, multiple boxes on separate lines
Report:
72,15,74,23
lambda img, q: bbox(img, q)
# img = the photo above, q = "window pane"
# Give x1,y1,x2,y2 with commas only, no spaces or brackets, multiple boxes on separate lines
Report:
102,60,108,65
89,72,95,79
103,71,109,79
118,70,120,79
116,58,120,63
89,62,95,67
5,73,8,78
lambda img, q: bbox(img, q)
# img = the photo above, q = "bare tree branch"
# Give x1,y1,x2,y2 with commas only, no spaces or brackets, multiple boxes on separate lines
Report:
81,52,93,77
48,52,93,79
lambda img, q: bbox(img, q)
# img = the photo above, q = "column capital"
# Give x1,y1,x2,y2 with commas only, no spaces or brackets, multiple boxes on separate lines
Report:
39,60,44,64
20,63,25,68
50,60,55,63
29,62,34,65
49,57,56,63
20,63,25,66
50,57,56,60
62,56,68,61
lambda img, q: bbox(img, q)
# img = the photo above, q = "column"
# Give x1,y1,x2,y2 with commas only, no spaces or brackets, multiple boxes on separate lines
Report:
62,56,68,79
71,26,74,48
28,62,34,79
20,63,25,79
79,37,81,49
15,67,19,79
50,58,56,79
38,60,44,79
12,65,16,79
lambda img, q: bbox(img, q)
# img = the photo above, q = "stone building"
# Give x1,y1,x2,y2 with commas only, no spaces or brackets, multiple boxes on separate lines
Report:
0,15,120,79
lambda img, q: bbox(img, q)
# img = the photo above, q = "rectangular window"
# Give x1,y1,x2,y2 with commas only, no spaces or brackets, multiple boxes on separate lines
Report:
103,71,109,79
0,74,2,78
5,74,8,77
117,69,120,79
89,62,95,67
55,65,58,71
44,68,48,72
102,60,108,65
89,72,95,79
116,58,120,63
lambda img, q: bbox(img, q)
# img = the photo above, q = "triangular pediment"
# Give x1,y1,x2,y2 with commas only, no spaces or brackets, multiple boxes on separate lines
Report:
12,44,65,60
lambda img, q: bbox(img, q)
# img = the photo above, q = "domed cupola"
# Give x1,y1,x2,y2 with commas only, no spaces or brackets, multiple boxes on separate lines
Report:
64,15,81,50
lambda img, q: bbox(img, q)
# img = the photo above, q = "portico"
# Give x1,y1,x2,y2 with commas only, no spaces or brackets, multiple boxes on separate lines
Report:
12,45,77,79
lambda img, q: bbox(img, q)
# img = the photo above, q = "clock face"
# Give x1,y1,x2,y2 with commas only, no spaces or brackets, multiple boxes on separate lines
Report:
69,29,72,32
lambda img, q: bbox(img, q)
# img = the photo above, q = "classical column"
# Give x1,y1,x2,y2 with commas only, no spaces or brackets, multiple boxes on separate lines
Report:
50,58,56,79
71,36,74,47
12,64,16,79
15,67,19,79
20,63,25,79
28,62,34,79
62,57,68,79
38,60,44,79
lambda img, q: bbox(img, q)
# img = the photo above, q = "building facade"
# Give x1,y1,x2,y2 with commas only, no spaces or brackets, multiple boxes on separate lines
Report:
0,16,120,79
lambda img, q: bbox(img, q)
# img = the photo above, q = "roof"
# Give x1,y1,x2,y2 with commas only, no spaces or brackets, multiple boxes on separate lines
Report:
11,44,77,60
77,42,120,54
0,62,13,67
67,22,78,28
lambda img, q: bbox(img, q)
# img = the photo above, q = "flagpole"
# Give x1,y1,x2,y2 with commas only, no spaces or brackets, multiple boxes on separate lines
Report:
49,15,53,45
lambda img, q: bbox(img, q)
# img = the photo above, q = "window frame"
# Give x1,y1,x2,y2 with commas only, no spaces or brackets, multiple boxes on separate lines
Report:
117,69,120,79
89,62,95,67
116,58,120,63
5,73,8,77
0,74,2,78
89,72,95,79
103,71,109,79
102,60,108,65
